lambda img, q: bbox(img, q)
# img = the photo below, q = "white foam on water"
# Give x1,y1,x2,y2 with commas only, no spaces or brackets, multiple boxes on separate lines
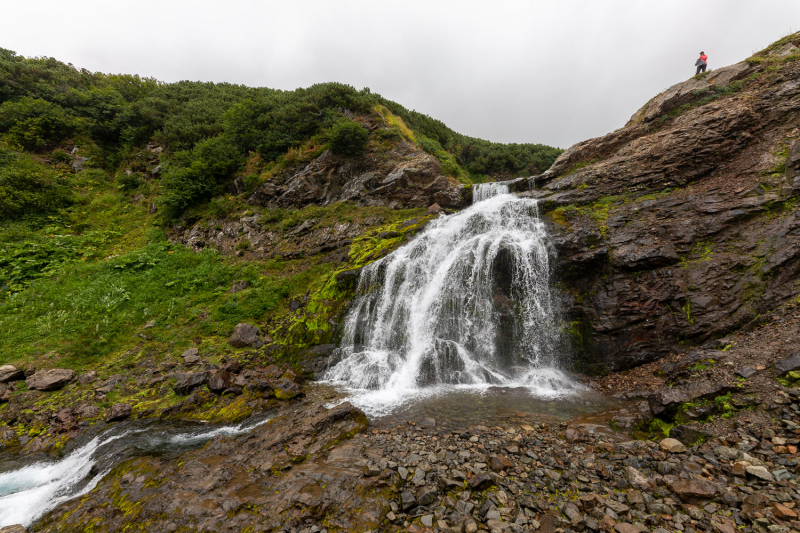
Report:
324,187,582,417
0,418,270,528
472,181,510,203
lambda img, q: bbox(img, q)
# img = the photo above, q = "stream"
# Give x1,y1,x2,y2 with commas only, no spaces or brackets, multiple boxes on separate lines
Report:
0,415,271,528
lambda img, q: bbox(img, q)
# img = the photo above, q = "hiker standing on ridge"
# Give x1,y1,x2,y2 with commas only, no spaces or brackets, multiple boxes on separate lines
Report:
695,51,708,75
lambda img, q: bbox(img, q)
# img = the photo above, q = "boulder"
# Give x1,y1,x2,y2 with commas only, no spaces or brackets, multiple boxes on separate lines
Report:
427,203,444,215
418,418,436,428
669,425,707,446
488,455,513,472
273,378,300,400
744,465,774,482
78,371,98,385
703,62,753,87
773,503,797,519
648,381,735,417
106,403,132,422
773,43,800,57
26,368,75,391
670,478,719,501
400,490,416,510
0,365,24,383
229,323,263,348
77,405,101,419
468,473,496,491
659,438,687,453
181,348,200,365
173,371,209,395
630,77,712,123
0,383,11,402
416,486,437,506
0,525,26,533
625,466,655,491
774,351,800,375
208,370,231,393
615,523,646,533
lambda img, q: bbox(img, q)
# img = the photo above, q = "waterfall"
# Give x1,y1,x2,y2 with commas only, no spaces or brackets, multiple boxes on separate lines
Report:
324,184,576,415
472,181,509,202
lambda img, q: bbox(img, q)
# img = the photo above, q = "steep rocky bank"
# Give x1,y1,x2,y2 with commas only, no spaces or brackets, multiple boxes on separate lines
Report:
524,35,800,373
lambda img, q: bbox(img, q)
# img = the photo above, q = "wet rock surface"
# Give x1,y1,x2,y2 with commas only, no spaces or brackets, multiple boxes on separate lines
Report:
35,402,381,533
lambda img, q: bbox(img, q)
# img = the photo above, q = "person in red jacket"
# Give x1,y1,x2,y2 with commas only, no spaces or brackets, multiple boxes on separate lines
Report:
695,51,708,75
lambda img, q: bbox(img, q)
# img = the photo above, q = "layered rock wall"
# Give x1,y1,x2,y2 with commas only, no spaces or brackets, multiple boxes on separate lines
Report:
526,41,800,372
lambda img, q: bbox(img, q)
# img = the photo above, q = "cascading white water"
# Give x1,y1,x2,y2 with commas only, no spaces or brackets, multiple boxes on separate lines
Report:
471,181,509,202
0,417,271,528
324,184,577,416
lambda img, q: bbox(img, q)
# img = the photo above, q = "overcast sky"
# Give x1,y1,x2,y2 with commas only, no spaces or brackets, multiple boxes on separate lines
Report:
3,0,799,148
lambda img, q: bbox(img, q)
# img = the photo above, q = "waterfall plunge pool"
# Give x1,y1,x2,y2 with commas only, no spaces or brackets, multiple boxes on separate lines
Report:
322,186,615,426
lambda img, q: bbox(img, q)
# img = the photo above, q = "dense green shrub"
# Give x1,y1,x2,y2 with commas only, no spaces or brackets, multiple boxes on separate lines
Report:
0,46,564,215
161,135,244,215
0,97,79,149
117,171,143,191
329,120,369,156
375,127,403,142
0,143,71,218
377,97,562,176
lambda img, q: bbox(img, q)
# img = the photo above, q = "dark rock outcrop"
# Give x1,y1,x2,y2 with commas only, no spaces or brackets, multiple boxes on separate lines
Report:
247,142,466,211
526,44,800,372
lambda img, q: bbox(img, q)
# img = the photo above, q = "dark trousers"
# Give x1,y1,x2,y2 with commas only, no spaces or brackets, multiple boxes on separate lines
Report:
696,64,707,75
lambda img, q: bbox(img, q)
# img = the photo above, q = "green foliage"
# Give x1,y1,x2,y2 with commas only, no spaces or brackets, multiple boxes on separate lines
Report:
0,239,287,364
376,98,563,176
375,127,403,143
161,135,245,216
117,171,144,191
0,228,114,294
0,47,564,215
0,143,72,218
0,97,80,149
418,134,465,181
329,119,368,156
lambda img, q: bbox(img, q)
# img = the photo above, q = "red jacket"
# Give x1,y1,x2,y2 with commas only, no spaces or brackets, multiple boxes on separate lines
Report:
699,54,708,63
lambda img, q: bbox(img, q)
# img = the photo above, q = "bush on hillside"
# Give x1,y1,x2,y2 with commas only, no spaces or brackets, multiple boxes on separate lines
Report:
0,47,565,216
161,135,244,216
329,120,369,156
0,143,72,218
0,97,79,150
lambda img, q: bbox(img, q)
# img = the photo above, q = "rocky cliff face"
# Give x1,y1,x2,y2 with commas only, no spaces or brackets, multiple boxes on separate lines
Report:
524,35,800,372
248,140,467,211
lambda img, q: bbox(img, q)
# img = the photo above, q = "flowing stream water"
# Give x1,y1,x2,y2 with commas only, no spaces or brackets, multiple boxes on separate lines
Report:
0,415,271,528
324,183,581,416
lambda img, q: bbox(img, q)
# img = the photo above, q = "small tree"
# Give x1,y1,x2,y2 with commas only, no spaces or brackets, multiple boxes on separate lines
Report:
329,120,368,157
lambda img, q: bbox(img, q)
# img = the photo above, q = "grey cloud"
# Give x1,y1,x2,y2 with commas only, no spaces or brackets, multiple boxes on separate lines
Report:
3,0,799,148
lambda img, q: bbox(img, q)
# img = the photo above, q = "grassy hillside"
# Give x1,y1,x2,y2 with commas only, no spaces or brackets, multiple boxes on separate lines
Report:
0,48,562,372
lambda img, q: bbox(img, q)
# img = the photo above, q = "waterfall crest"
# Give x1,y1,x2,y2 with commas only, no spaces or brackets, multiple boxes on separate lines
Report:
324,185,575,415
